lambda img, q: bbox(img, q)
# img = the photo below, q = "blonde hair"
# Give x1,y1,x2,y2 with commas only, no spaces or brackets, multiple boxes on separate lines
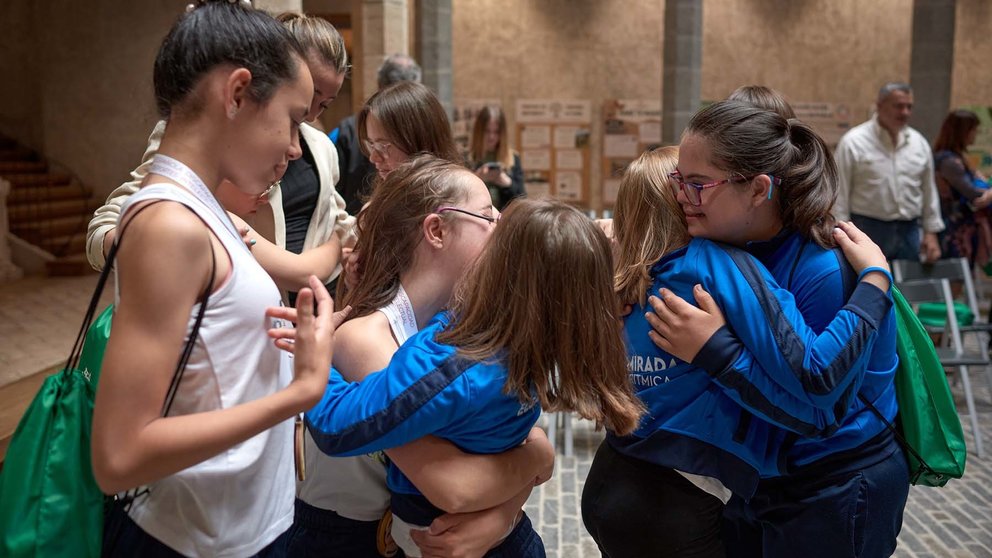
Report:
469,106,514,168
277,12,349,74
613,147,690,306
437,200,644,436
342,155,476,319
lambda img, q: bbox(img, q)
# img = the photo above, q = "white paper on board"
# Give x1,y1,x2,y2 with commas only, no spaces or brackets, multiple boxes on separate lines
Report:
604,134,639,158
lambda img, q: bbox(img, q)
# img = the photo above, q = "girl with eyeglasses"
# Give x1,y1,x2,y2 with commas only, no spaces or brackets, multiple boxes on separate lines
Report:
641,101,907,558
284,155,555,558
581,140,898,557
275,188,645,558
359,81,462,183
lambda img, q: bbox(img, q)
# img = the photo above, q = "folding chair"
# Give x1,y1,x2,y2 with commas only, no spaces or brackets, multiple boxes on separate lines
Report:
898,278,987,457
893,258,992,402
892,258,992,339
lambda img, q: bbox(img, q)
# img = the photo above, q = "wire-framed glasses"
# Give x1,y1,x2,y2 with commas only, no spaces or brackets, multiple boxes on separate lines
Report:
436,206,500,224
667,169,760,206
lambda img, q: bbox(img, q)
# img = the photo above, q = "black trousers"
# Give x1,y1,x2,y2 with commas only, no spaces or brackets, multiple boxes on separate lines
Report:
581,440,725,558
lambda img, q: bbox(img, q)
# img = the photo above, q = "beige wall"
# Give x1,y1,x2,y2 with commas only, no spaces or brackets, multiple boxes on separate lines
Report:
702,0,912,118
452,0,665,210
951,0,992,108
0,1,43,150
0,1,174,201
0,0,988,207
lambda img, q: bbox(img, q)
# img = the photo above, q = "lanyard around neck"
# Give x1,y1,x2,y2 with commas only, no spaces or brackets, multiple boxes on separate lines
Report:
148,154,243,247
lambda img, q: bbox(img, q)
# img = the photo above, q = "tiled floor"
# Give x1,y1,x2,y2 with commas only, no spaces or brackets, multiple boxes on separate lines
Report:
1,273,991,557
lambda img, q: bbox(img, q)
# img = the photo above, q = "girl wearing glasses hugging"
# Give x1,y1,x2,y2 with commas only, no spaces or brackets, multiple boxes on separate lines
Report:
249,85,540,557
273,156,644,557
582,101,906,558
284,155,556,558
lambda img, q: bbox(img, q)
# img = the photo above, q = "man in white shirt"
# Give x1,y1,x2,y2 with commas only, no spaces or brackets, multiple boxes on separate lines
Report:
834,82,944,261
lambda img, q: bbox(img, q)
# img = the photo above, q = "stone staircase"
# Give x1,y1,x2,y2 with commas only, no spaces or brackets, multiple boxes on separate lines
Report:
0,134,96,276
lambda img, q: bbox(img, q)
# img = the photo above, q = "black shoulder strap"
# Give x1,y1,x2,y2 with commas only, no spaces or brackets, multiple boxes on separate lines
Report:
162,242,215,416
68,199,216,417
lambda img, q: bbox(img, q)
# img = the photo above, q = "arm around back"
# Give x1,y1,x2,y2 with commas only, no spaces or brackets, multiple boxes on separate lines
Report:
86,120,166,271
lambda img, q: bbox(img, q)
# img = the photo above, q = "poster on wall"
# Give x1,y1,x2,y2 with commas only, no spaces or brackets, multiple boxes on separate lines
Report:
966,106,992,177
601,99,663,206
515,99,592,204
451,98,501,161
792,102,852,150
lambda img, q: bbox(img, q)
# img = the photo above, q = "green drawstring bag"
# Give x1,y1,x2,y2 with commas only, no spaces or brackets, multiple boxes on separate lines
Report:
0,304,113,558
879,287,967,486
916,301,975,328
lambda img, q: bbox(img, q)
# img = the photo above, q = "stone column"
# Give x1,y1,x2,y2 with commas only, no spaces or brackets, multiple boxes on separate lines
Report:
661,0,703,145
353,0,410,106
0,178,24,282
909,0,956,141
416,0,453,116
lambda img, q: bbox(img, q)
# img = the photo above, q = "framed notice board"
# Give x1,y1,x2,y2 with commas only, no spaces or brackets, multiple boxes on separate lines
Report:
602,99,662,207
515,99,592,206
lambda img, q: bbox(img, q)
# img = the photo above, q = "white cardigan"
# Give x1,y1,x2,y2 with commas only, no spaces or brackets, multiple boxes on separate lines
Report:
86,120,355,281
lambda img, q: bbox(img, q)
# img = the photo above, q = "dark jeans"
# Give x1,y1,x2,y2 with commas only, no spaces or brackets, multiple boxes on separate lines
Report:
286,499,391,558
102,498,290,557
851,214,921,261
722,446,910,558
485,513,545,557
581,440,726,558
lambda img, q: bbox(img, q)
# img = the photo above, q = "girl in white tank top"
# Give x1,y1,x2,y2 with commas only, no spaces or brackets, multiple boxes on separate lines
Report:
91,3,348,556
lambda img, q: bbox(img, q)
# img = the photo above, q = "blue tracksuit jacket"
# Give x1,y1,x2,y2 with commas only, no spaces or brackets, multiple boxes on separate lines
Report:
304,313,541,525
714,229,900,473
609,237,893,497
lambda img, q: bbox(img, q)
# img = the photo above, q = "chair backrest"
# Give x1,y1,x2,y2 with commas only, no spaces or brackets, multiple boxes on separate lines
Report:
897,278,967,356
891,258,981,320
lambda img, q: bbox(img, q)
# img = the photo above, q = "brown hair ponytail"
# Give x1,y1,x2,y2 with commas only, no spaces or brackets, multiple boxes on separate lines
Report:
686,100,837,248
781,119,838,247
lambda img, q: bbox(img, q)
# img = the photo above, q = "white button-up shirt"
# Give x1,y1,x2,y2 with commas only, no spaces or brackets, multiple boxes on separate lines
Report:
833,116,945,233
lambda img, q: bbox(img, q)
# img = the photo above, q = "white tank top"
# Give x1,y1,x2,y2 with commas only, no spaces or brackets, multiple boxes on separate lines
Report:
118,185,295,557
297,284,419,521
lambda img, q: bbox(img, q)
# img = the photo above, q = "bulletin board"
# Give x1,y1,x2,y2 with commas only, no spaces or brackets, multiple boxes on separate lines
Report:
515,99,592,205
601,99,663,206
792,102,853,150
451,98,501,162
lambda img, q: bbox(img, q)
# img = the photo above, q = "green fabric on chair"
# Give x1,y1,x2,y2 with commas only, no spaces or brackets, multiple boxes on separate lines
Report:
916,301,975,328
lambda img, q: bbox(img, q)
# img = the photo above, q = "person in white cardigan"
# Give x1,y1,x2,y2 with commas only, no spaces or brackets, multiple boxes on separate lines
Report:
87,12,355,294
86,119,354,289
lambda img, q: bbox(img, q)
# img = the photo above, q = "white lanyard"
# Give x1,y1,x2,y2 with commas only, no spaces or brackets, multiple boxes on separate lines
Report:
148,154,243,247
383,284,419,344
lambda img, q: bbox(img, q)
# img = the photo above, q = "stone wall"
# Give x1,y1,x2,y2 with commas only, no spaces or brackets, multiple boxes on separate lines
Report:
701,0,912,118
951,0,992,108
0,0,989,204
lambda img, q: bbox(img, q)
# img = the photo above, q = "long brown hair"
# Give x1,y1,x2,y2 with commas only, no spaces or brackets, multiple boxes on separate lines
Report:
614,147,689,306
357,81,461,163
437,200,644,436
342,155,477,319
469,106,514,168
934,109,980,170
686,100,838,248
